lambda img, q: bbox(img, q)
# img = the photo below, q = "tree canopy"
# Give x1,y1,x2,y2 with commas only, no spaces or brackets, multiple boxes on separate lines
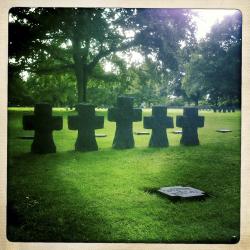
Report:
181,11,241,106
8,8,241,107
9,8,196,104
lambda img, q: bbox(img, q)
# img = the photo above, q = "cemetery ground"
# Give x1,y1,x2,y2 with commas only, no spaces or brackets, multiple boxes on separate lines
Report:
7,108,241,243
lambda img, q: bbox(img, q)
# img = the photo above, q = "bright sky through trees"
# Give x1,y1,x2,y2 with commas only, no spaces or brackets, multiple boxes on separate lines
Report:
13,8,239,76
192,9,239,40
103,9,239,72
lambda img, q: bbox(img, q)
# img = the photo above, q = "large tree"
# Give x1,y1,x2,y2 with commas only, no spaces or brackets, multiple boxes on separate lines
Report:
204,11,241,106
181,53,206,105
9,8,196,103
181,11,242,106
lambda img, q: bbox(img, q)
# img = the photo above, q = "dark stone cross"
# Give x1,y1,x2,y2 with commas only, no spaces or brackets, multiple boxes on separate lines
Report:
143,106,174,147
222,105,227,113
176,107,204,146
23,103,63,154
68,103,104,152
108,96,142,149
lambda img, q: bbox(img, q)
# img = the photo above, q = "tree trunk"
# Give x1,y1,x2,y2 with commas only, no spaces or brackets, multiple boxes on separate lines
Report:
72,36,89,103
73,57,89,103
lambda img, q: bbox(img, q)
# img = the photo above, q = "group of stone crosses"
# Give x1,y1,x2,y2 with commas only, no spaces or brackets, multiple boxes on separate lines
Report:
212,105,236,113
23,96,205,154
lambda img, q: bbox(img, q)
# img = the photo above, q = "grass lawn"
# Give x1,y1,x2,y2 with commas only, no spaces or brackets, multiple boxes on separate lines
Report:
7,108,241,243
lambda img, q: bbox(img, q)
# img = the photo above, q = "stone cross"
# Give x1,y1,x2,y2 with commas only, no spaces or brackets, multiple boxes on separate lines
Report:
143,106,174,147
108,96,142,149
176,107,204,145
23,103,63,154
222,105,227,113
68,103,104,152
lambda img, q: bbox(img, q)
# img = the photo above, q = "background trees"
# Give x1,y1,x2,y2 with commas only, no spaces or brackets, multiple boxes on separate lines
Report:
9,8,195,105
181,11,241,107
8,8,241,107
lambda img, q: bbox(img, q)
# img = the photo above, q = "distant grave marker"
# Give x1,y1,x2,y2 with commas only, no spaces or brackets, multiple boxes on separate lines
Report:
144,106,173,147
158,186,205,199
68,103,104,151
212,106,217,112
172,130,182,134
95,134,107,137
134,131,150,135
216,129,232,133
108,96,142,149
176,107,204,146
22,103,63,153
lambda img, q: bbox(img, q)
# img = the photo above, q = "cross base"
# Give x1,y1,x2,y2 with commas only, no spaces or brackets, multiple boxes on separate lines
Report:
31,132,56,154
149,130,169,147
75,131,98,152
112,124,134,149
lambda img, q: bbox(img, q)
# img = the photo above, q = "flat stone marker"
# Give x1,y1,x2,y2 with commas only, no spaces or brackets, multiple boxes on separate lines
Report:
108,96,142,149
23,103,63,154
134,131,150,135
176,107,204,146
95,134,107,137
68,103,104,151
158,186,205,199
216,129,232,133
173,130,182,134
144,106,174,147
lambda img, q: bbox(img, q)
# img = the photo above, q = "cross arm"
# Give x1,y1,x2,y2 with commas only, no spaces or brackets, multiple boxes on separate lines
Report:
143,116,153,129
197,116,205,128
165,117,174,128
95,116,104,129
133,108,142,122
107,108,117,122
176,116,184,128
23,115,34,130
68,115,79,130
52,116,63,130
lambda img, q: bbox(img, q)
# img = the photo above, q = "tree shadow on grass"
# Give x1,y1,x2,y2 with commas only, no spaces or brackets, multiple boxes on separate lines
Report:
7,150,114,242
7,144,240,243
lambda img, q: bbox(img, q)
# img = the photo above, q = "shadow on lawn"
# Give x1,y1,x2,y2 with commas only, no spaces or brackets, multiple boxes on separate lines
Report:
7,144,240,243
7,150,113,242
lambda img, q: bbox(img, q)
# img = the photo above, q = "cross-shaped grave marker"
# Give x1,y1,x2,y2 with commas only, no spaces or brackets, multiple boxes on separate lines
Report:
176,107,204,146
68,103,104,152
23,103,63,153
144,106,174,147
108,96,142,149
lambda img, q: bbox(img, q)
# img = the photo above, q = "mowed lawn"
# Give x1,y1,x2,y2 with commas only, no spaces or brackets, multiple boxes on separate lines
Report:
7,108,241,243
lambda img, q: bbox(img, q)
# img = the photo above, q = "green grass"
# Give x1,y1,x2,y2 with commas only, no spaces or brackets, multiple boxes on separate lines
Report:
7,108,241,243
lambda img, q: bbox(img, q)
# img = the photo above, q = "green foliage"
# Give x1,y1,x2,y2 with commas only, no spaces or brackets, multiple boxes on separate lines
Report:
25,73,77,106
181,12,242,106
181,53,206,105
9,8,196,104
8,68,34,106
122,58,173,106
